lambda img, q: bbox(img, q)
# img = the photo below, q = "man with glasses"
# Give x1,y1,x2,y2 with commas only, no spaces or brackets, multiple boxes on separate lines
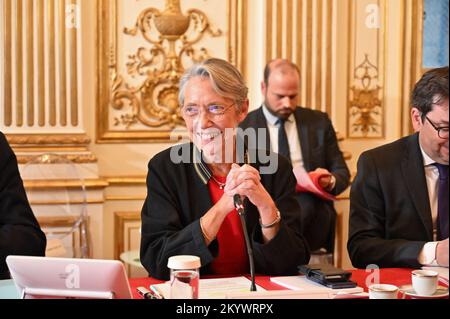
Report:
348,66,449,269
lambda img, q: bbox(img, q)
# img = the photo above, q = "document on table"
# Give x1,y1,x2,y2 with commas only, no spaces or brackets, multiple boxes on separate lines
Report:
151,276,265,299
270,275,364,296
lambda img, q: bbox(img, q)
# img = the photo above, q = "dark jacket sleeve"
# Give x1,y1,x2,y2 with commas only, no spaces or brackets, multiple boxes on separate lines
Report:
140,157,214,280
322,114,350,195
0,133,47,279
251,154,310,275
347,151,425,269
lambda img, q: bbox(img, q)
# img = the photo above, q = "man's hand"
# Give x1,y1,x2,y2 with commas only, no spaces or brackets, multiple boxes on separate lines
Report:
436,238,449,267
313,168,334,190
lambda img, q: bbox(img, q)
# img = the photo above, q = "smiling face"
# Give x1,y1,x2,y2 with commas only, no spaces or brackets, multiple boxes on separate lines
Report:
182,76,248,163
412,98,449,165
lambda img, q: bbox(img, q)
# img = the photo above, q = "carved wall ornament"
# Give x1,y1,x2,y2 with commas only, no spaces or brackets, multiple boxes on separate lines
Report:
112,0,222,129
97,0,246,142
348,54,384,138
110,0,221,129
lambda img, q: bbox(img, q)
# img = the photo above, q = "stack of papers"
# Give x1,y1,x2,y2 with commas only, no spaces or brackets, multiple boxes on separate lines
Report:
150,275,367,299
151,276,265,299
270,275,366,299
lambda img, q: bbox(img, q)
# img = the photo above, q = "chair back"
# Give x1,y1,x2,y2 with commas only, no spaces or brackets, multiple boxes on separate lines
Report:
21,153,90,258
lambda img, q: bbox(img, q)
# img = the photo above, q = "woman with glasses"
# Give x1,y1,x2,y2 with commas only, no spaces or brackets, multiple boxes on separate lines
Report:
140,58,310,280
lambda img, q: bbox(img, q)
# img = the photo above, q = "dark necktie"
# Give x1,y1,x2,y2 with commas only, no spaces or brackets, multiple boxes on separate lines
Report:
434,163,449,240
277,119,291,162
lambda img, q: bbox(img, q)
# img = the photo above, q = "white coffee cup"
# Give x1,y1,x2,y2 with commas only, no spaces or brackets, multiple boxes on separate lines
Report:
411,270,438,296
368,284,399,299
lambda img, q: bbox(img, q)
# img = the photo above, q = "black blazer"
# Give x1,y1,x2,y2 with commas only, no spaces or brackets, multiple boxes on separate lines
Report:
0,132,46,279
239,106,350,195
348,133,431,269
140,143,310,280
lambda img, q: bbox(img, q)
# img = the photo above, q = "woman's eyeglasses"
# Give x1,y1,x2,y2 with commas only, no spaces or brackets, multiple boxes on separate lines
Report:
182,103,235,119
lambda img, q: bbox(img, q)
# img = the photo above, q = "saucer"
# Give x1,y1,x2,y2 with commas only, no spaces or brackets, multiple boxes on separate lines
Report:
399,285,449,299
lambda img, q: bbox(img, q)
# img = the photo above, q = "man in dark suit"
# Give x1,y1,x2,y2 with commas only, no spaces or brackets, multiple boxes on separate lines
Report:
348,66,449,269
239,59,350,254
0,132,46,279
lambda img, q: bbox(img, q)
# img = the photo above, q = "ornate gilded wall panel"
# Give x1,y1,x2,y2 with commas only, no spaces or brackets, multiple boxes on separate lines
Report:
97,0,247,143
347,0,385,139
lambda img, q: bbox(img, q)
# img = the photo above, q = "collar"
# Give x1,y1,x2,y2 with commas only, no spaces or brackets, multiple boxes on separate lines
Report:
262,104,295,125
419,143,435,167
193,141,250,185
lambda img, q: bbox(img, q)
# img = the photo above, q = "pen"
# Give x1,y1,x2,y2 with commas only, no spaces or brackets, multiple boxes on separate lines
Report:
137,286,156,299
150,285,164,299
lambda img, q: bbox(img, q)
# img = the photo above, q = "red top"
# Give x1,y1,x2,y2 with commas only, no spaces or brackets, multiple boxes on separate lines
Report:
207,175,249,275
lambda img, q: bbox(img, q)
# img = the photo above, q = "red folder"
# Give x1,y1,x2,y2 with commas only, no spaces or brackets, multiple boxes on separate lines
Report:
293,166,336,201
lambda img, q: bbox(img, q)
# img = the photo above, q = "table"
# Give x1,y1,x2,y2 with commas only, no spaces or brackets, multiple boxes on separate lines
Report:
128,268,429,299
120,250,143,268
1,268,447,299
0,279,20,299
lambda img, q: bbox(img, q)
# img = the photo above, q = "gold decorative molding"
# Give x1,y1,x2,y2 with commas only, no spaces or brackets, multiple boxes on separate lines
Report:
114,211,141,260
24,176,147,190
106,195,146,202
7,133,95,163
24,178,109,190
97,0,247,143
347,0,386,139
30,199,104,205
105,176,147,186
17,153,97,164
348,55,383,138
6,134,91,146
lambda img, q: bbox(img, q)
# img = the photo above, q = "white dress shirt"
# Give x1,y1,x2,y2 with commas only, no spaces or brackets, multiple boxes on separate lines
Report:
262,104,304,168
261,105,336,191
418,145,440,266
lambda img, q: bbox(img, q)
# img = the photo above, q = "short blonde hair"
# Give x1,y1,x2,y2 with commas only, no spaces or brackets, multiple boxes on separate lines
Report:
178,58,248,111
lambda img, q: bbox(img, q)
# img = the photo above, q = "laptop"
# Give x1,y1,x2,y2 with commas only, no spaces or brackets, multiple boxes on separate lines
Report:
6,255,132,299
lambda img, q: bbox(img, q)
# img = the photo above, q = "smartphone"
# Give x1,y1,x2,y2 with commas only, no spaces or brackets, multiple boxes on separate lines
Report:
298,264,357,289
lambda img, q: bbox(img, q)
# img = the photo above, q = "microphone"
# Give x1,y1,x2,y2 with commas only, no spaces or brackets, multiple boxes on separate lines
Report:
233,194,257,292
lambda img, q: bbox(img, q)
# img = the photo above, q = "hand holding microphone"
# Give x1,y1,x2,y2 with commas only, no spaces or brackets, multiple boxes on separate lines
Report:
224,164,278,224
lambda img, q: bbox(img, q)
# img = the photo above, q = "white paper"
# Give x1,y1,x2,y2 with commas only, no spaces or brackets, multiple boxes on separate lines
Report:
151,276,265,299
270,275,364,295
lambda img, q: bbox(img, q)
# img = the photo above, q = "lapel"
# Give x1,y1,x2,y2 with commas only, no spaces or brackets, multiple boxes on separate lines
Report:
256,106,271,152
294,108,312,171
401,133,433,240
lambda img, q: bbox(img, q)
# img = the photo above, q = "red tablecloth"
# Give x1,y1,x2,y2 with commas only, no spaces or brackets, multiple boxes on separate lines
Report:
129,268,444,299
